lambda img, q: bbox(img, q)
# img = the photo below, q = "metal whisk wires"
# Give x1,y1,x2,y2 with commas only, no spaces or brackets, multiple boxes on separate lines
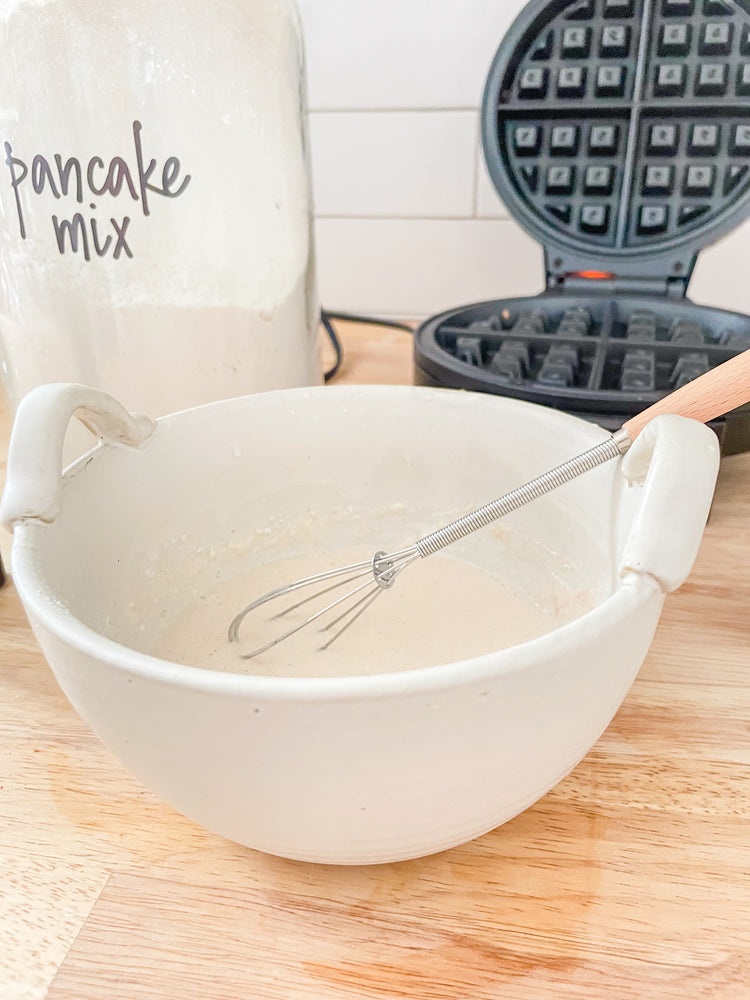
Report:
228,547,421,658
228,430,631,659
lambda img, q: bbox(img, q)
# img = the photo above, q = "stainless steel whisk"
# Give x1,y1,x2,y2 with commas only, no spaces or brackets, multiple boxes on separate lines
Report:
228,351,750,658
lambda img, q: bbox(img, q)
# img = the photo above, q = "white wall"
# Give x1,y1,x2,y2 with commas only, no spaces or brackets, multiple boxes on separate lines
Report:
299,0,750,321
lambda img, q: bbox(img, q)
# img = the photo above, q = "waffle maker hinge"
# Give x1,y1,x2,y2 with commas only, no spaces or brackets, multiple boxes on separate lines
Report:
547,268,690,300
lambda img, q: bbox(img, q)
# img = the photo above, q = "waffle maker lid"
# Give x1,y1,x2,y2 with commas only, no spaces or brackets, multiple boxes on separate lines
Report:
414,0,750,450
482,0,750,289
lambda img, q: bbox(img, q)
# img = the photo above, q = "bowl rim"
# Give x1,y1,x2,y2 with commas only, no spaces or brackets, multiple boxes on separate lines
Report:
8,384,662,701
12,526,659,702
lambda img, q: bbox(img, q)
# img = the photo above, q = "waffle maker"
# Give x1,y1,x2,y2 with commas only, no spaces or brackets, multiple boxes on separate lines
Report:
414,0,750,452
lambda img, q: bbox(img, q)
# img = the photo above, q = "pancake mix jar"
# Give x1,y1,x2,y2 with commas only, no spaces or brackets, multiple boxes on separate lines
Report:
0,0,319,452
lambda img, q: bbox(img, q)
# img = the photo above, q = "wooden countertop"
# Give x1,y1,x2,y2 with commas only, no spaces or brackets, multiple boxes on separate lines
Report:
2,321,750,1000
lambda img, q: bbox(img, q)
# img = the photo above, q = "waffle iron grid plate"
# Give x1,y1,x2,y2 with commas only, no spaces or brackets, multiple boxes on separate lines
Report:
414,0,750,449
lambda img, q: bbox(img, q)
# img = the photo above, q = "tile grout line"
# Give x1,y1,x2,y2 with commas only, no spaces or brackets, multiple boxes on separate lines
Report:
307,106,482,115
314,214,512,222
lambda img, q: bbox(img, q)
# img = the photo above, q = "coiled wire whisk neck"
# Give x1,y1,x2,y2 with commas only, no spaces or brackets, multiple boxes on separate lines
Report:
414,430,630,557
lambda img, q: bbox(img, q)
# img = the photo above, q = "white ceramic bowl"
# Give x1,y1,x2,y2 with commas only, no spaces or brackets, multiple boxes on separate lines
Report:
1,383,720,864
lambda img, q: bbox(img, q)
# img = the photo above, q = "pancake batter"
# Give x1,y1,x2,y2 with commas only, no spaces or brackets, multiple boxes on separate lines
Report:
152,547,594,677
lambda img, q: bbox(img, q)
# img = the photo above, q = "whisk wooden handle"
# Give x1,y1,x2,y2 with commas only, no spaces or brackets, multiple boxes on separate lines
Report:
622,349,750,441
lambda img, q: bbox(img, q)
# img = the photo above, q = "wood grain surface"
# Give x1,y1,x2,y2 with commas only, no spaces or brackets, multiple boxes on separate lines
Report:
1,321,749,1000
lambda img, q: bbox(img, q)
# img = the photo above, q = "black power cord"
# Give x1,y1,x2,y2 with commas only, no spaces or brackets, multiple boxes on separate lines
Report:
323,310,414,333
320,309,414,382
320,310,344,382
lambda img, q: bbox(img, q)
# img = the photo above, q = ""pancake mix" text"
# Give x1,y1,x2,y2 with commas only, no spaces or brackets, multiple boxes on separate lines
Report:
3,120,191,261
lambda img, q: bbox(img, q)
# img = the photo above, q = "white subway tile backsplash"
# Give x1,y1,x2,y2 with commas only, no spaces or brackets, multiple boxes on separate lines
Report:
299,0,524,111
309,111,477,218
315,217,544,318
476,153,509,220
299,0,537,315
690,220,750,316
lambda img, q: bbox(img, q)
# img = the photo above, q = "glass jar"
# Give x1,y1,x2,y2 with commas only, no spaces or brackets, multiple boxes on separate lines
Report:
0,0,320,445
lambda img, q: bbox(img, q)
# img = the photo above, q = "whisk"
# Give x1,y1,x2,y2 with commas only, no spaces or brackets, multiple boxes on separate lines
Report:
229,351,750,658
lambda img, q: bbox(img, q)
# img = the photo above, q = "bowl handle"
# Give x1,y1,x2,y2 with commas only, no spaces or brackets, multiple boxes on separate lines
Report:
1,383,155,530
618,414,720,593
